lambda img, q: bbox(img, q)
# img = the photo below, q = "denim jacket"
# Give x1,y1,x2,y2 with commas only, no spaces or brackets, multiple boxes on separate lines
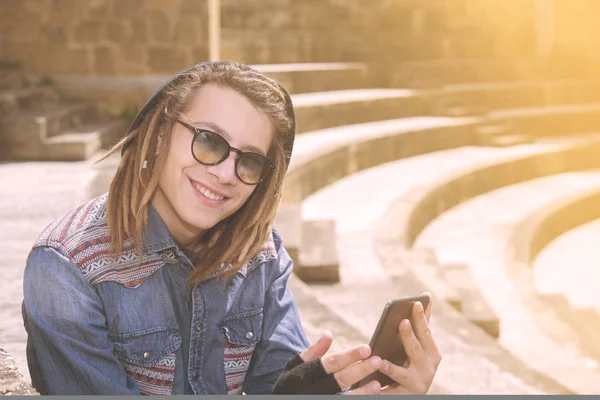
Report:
22,193,309,395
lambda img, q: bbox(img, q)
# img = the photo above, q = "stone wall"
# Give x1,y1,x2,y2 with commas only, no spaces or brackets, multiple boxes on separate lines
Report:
1,0,597,77
0,0,209,76
0,0,541,78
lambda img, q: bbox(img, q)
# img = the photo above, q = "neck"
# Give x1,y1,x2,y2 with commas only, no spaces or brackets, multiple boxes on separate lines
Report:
151,190,206,253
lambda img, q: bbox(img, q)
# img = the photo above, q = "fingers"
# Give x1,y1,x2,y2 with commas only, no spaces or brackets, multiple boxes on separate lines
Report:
344,380,381,395
379,360,426,394
398,319,425,365
420,292,433,322
321,344,371,374
411,301,442,368
332,355,382,390
300,331,333,362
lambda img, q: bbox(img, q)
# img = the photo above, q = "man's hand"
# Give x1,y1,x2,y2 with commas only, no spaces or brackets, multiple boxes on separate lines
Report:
272,331,382,395
377,292,442,394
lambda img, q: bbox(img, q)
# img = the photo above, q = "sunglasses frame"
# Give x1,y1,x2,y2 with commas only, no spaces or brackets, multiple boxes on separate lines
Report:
174,119,275,185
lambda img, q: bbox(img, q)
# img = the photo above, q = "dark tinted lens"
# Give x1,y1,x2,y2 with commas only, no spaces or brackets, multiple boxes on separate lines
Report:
192,131,228,164
237,153,269,184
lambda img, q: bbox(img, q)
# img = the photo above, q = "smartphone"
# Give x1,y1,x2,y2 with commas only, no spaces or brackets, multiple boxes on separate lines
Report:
352,294,431,389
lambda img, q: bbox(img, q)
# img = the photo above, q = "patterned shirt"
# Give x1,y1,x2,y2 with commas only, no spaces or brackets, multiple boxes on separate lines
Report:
22,193,309,395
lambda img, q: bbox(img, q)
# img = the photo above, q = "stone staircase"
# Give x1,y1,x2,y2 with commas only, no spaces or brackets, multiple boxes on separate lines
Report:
0,65,129,162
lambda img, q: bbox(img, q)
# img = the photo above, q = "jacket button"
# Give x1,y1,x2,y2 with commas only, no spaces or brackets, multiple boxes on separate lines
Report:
143,351,152,361
193,372,199,381
245,332,254,340
195,323,203,331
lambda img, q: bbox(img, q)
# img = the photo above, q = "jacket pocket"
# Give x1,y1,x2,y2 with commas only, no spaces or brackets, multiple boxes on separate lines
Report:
112,327,182,395
219,310,263,395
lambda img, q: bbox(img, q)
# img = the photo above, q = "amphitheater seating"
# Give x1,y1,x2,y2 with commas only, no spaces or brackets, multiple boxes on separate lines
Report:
380,146,600,393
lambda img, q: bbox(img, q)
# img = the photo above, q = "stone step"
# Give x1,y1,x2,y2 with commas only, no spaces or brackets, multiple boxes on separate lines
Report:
488,103,600,138
437,80,600,111
541,294,600,362
253,62,375,94
439,263,501,338
296,219,340,284
20,102,99,139
44,132,101,162
0,87,59,111
400,249,462,312
487,134,534,147
44,119,129,160
291,89,426,134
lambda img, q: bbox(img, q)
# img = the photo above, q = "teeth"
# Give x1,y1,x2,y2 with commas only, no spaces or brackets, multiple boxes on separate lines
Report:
192,181,225,201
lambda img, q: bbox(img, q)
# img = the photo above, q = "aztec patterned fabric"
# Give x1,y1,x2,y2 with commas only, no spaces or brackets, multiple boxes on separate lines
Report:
33,193,277,287
222,333,257,395
120,354,177,396
32,193,278,395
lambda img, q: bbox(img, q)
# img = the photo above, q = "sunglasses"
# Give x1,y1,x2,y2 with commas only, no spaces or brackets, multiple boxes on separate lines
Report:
174,119,275,185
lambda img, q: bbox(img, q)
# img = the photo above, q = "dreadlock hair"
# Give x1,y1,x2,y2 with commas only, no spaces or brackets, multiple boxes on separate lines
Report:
97,61,293,285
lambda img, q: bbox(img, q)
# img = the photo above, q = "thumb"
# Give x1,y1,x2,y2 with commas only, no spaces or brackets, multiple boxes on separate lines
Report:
299,331,333,362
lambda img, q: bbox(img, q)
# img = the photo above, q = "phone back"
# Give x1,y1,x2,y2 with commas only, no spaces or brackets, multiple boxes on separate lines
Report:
356,295,430,389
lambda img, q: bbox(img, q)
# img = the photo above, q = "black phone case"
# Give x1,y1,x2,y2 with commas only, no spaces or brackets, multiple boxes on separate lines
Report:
352,294,431,390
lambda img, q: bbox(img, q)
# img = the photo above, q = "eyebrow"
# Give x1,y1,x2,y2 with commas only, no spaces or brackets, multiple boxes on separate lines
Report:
190,120,268,156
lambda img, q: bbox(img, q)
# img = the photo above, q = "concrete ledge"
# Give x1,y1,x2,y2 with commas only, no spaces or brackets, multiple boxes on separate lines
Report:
487,103,600,139
389,136,600,251
293,90,427,134
296,219,340,284
427,80,600,115
507,187,600,361
440,263,500,338
0,347,37,396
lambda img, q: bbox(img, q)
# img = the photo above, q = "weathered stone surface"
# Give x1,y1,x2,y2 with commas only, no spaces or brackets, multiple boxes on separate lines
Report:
297,219,339,284
73,21,104,44
94,46,116,75
106,21,132,44
148,10,170,43
148,46,189,73
0,347,38,396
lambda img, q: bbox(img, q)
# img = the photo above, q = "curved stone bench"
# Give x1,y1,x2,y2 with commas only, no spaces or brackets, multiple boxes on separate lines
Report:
507,188,600,361
426,80,600,118
382,135,600,253
373,136,600,393
374,136,600,332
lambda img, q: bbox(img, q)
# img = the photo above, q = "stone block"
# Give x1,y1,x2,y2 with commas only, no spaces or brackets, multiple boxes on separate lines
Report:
94,46,116,75
441,263,500,338
73,21,104,44
148,46,189,74
149,10,171,43
106,21,132,44
274,202,302,268
130,16,148,43
112,0,144,18
297,219,340,284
